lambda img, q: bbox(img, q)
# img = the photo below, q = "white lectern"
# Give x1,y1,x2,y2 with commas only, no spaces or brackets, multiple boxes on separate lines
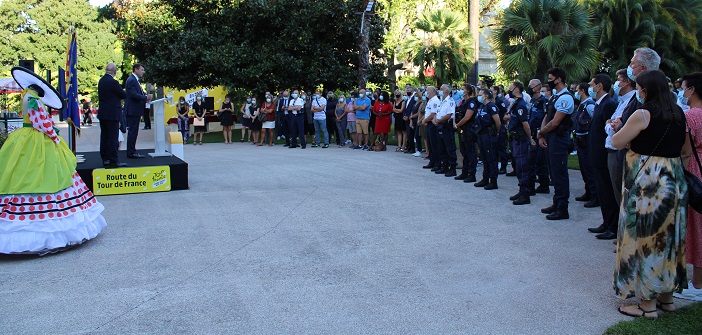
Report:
149,97,173,157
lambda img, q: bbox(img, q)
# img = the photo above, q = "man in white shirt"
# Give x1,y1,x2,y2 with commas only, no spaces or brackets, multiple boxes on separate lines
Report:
287,89,306,149
421,86,442,170
435,84,458,176
604,69,636,205
310,89,329,148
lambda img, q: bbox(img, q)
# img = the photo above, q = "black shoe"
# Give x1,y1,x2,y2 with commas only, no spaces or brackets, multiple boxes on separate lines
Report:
506,170,517,177
588,224,607,234
322,144,329,148
301,145,306,149
484,181,498,190
513,194,531,205
546,209,569,220
541,204,557,214
596,231,617,240
435,167,448,174
509,192,522,201
454,173,469,180
444,167,457,177
575,193,591,202
431,166,441,172
463,175,477,183
423,164,434,169
284,144,290,147
528,189,537,196
474,179,488,187
498,168,507,175
106,162,128,168
584,200,600,208
127,153,145,159
535,185,550,194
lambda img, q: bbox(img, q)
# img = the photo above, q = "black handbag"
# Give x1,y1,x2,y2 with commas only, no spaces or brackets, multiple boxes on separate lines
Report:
685,131,702,213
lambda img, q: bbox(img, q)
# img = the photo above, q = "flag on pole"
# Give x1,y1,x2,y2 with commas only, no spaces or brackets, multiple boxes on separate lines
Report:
63,30,79,130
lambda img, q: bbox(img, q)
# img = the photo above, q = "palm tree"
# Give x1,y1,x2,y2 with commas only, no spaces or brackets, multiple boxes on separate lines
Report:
402,9,474,86
491,0,600,83
654,0,702,78
589,0,656,75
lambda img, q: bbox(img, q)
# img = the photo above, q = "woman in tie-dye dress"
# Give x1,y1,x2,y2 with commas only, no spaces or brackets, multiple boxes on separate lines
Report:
611,70,688,319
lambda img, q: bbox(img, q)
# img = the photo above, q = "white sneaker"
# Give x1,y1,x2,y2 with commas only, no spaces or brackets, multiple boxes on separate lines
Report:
277,136,281,140
413,151,421,157
674,281,702,301
281,135,286,139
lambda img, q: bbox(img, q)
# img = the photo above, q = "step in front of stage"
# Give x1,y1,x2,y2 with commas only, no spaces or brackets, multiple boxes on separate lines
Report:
76,150,189,193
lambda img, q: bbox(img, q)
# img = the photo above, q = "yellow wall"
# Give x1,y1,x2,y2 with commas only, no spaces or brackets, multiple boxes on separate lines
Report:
163,86,229,124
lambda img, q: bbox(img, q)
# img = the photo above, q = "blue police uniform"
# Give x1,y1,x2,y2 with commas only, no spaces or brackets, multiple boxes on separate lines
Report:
476,101,500,184
456,97,480,179
527,94,549,191
508,97,531,197
543,88,575,214
495,98,510,172
574,97,598,202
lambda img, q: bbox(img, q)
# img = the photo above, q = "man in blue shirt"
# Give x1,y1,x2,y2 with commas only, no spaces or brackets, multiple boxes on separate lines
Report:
507,82,535,205
573,83,599,208
526,79,550,194
537,67,575,220
354,88,372,150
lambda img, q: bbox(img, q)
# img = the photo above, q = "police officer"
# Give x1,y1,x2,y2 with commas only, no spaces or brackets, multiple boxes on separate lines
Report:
422,86,442,171
492,86,511,174
537,67,575,220
454,84,479,182
434,84,458,176
526,79,550,194
573,82,599,208
277,90,291,146
474,89,501,190
506,82,534,205
287,89,306,149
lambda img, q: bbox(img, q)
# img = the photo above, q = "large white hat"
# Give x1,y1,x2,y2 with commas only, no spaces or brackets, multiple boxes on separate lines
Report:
11,66,65,110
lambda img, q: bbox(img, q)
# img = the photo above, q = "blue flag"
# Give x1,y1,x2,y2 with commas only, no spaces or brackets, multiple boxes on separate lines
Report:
63,31,79,128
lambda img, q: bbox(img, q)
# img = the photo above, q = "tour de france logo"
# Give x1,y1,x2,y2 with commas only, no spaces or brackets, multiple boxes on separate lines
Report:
151,170,168,188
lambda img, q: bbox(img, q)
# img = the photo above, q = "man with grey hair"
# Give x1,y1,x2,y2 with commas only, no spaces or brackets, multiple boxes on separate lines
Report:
97,62,127,168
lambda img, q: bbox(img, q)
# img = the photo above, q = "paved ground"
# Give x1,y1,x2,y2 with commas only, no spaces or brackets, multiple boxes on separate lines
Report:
0,122,691,334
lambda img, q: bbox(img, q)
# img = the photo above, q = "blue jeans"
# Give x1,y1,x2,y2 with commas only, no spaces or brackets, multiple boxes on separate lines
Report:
313,119,329,144
335,117,347,144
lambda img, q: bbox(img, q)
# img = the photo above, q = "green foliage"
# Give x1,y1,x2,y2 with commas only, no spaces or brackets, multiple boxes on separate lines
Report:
119,0,387,92
0,0,121,96
402,9,474,86
491,0,600,83
604,302,702,335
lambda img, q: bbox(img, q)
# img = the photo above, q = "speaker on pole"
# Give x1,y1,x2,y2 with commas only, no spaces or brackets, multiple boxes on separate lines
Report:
19,60,35,72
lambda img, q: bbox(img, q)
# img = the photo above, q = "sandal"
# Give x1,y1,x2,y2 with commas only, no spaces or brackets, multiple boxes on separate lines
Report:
395,147,401,152
618,304,658,319
656,300,676,312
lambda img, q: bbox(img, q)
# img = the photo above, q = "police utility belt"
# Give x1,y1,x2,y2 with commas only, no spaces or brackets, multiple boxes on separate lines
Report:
509,128,529,141
478,124,498,136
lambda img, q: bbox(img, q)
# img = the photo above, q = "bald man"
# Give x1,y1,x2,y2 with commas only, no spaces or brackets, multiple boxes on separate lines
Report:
97,62,127,168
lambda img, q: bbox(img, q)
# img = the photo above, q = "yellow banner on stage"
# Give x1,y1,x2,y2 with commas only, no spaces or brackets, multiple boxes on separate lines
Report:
93,166,171,196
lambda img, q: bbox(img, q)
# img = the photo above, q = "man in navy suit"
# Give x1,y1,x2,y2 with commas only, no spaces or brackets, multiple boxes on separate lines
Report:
124,63,151,158
97,62,127,168
587,74,619,239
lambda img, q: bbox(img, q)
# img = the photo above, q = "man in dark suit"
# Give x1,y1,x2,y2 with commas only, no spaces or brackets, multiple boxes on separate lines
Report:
97,62,127,168
124,63,151,158
587,74,619,240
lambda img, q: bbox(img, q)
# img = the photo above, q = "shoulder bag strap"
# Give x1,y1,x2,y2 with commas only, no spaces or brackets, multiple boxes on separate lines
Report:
689,130,702,171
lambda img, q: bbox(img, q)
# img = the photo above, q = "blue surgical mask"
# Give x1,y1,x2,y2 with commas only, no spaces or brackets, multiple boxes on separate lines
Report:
439,91,445,98
612,81,621,96
246,98,251,103
422,96,427,101
266,98,271,103
180,101,184,105
197,97,202,101
414,97,419,102
291,93,298,99
552,89,557,95
301,95,306,100
574,93,581,101
627,66,636,81
314,94,320,99
680,89,690,106
497,93,503,99
588,87,597,99
477,96,484,104
366,92,371,96
379,95,384,101
338,96,344,101
251,100,256,105
635,90,644,104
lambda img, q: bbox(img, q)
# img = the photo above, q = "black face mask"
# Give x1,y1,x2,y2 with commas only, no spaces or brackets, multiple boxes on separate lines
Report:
525,86,534,96
395,95,401,98
547,80,557,90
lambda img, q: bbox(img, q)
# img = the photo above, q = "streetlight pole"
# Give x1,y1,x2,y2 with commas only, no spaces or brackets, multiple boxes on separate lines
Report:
357,1,374,88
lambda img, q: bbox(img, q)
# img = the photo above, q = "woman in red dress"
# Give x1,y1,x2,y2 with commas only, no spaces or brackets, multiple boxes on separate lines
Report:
371,91,392,151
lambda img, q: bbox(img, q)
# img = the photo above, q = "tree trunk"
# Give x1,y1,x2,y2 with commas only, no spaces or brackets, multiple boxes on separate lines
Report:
466,0,480,84
357,11,372,88
386,50,403,89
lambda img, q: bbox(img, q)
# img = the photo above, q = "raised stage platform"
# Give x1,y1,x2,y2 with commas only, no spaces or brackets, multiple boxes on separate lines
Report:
76,150,189,193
